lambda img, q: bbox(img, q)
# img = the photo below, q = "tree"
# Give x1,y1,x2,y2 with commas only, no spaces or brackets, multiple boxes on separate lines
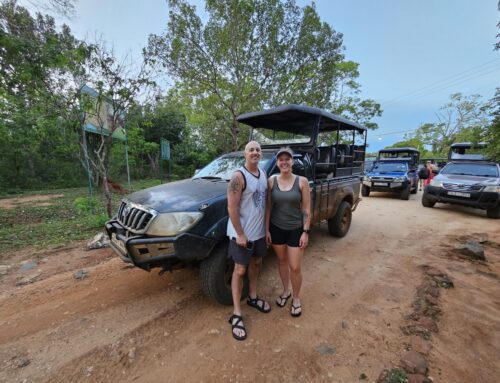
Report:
80,41,154,216
24,0,78,18
484,88,500,161
148,0,380,152
0,0,89,190
415,93,488,154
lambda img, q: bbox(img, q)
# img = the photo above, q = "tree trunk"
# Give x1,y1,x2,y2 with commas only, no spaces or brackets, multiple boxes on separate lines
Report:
231,116,239,151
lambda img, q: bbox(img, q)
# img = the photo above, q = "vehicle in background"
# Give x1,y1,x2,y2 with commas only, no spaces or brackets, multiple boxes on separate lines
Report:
106,104,367,304
362,147,420,200
422,142,500,218
363,156,377,174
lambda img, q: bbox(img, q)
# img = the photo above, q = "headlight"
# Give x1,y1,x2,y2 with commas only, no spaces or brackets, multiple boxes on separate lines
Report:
147,212,204,236
430,179,443,187
393,177,406,182
483,185,500,193
363,176,371,181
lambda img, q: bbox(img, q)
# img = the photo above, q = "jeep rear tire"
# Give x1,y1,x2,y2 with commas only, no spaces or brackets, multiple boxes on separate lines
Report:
328,201,352,238
400,185,410,200
200,241,248,305
486,205,500,219
421,194,435,208
361,185,370,197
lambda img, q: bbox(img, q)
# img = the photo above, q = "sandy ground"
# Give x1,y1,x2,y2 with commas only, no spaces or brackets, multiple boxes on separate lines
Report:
0,192,499,383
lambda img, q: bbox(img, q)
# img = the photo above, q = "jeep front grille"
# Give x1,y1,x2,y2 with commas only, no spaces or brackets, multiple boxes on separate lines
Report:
443,183,482,192
117,201,156,234
371,176,394,181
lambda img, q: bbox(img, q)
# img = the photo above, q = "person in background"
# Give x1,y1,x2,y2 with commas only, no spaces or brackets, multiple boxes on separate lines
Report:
417,163,429,191
227,141,271,341
265,147,311,317
424,160,434,186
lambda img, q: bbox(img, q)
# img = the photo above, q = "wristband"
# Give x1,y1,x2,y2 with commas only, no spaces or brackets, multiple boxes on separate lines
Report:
303,229,310,234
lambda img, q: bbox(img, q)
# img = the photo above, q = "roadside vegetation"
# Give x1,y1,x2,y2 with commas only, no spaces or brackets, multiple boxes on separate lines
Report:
0,180,161,254
0,0,498,217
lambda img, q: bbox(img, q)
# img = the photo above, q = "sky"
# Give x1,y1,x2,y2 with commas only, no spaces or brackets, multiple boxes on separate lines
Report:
21,0,500,152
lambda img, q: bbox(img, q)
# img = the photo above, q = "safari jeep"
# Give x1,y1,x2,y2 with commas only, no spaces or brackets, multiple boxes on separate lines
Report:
362,147,420,200
105,105,367,304
422,142,500,218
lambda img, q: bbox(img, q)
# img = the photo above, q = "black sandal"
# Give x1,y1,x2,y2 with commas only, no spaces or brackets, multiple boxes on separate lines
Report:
228,314,247,341
247,296,271,313
276,292,292,307
291,302,302,317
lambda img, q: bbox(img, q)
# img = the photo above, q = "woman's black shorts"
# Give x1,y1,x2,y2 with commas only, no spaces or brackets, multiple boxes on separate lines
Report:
269,222,303,247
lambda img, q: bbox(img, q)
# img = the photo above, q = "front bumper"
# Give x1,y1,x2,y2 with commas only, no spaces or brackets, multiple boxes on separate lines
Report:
424,186,500,210
105,220,218,270
363,179,408,192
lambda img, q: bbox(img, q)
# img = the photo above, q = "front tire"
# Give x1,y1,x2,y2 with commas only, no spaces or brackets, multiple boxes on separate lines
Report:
400,184,410,200
200,241,248,305
361,185,370,197
328,201,352,238
421,194,435,208
486,205,500,219
410,182,417,194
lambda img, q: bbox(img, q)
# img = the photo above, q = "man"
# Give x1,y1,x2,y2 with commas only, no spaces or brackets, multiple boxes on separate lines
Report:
227,141,271,341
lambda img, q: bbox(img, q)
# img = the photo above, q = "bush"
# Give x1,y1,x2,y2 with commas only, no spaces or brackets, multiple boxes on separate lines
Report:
74,196,100,215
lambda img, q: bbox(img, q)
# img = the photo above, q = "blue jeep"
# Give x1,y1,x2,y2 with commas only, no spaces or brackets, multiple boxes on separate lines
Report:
361,147,420,200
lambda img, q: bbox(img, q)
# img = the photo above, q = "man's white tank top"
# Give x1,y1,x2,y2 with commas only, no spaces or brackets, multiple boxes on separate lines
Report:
227,166,267,241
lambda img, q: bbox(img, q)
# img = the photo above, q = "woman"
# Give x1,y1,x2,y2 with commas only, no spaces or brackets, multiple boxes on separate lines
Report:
424,160,434,186
417,163,429,191
265,147,311,317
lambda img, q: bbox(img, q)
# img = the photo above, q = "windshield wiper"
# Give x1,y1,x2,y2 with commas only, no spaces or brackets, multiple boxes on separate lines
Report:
194,176,223,180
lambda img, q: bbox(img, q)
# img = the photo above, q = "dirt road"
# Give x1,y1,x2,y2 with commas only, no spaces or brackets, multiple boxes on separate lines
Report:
1,192,499,382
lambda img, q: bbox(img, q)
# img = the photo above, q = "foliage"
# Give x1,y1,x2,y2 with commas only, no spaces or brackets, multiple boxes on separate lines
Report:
0,1,89,191
416,93,488,154
78,40,155,216
483,87,500,161
0,188,110,253
147,0,381,153
390,93,492,157
0,180,161,254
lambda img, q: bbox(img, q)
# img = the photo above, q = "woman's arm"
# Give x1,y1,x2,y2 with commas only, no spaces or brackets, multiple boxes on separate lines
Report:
299,176,311,248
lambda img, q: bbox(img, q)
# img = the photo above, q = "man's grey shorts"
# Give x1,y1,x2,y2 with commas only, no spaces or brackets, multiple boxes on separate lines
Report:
228,237,267,266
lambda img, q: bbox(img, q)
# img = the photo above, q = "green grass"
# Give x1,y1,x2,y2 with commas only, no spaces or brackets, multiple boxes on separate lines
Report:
0,179,162,255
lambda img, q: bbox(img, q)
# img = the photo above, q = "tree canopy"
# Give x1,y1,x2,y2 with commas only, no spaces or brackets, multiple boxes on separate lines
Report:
147,0,381,151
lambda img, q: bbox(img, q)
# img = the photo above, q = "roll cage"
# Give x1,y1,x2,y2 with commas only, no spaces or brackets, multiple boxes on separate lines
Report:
237,104,368,179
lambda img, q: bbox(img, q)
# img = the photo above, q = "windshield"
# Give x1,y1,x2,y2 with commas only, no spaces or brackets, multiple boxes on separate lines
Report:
371,162,408,173
251,127,311,145
441,163,499,177
193,153,273,180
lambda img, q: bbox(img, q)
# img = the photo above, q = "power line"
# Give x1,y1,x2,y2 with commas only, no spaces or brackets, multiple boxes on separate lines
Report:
381,58,500,106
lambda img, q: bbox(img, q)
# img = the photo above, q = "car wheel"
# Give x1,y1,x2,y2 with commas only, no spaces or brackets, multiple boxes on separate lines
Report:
328,200,352,238
361,185,370,197
410,182,417,194
421,194,435,208
400,185,410,200
200,241,248,305
486,205,500,219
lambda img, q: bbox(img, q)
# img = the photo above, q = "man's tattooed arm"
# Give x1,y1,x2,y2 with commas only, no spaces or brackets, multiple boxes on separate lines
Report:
228,174,241,194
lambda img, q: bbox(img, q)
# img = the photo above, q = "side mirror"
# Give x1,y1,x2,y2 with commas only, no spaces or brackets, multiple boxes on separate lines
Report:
194,169,201,175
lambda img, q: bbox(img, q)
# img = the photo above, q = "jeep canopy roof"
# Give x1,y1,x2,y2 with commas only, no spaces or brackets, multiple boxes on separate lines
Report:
378,147,419,154
448,142,489,161
237,104,366,133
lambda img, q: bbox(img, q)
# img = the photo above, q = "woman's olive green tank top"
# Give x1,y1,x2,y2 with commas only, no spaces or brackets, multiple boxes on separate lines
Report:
270,176,303,230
